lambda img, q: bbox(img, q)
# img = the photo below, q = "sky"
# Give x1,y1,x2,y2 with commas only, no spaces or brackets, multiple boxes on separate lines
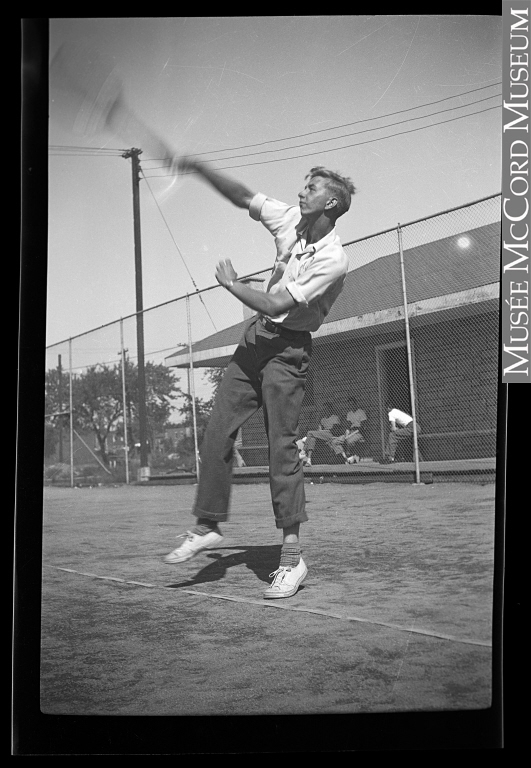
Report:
46,15,502,387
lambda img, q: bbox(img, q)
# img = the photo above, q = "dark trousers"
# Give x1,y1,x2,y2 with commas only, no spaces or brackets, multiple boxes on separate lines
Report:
193,317,312,529
387,422,421,459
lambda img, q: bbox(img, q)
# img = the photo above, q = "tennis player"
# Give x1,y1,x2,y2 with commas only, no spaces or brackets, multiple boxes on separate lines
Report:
164,158,356,599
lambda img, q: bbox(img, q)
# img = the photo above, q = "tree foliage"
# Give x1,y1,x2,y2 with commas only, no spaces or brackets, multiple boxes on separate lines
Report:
45,359,182,466
45,361,227,470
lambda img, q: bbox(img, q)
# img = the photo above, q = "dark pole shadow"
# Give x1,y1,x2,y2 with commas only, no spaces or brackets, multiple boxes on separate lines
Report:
165,544,282,589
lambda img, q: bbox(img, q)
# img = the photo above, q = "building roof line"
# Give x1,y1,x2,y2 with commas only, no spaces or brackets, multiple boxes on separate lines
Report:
166,283,499,368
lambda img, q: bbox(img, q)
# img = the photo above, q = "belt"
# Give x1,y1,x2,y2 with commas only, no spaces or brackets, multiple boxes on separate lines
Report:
259,316,307,339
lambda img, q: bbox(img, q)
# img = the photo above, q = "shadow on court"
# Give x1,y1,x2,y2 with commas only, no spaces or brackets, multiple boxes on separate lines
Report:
165,545,281,589
40,482,497,718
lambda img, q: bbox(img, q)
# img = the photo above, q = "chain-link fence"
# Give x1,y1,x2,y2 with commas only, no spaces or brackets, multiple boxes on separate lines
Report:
44,194,500,485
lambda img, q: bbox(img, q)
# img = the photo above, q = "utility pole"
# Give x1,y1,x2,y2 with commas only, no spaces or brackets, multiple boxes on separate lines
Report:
123,147,150,481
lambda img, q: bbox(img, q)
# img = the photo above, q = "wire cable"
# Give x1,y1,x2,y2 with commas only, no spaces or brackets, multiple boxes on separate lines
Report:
144,91,501,171
143,104,501,176
146,81,502,159
140,170,218,333
48,82,501,162
49,144,127,151
49,145,127,156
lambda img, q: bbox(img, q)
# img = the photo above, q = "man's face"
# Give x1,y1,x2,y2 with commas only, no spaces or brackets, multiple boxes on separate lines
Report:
298,175,335,217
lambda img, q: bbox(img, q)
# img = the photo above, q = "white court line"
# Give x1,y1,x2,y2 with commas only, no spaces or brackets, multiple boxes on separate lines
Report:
43,565,492,648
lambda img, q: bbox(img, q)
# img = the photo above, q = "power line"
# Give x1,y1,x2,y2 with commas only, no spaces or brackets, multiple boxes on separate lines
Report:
48,81,501,163
145,81,502,160
49,152,126,158
143,104,501,176
49,144,127,153
145,90,501,170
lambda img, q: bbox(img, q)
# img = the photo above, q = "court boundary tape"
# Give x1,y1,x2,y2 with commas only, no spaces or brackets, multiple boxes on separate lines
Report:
44,565,492,648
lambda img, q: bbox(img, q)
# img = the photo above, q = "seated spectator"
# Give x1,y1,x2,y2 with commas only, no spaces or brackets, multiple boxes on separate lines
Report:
331,396,367,463
233,428,246,468
296,436,307,459
301,402,350,466
381,404,422,463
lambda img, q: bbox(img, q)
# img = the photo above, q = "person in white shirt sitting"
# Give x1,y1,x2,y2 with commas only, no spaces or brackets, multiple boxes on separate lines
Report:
331,396,367,463
382,403,422,463
233,428,246,467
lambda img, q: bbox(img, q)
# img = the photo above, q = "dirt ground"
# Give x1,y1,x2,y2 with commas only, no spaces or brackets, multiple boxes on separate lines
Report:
39,479,498,726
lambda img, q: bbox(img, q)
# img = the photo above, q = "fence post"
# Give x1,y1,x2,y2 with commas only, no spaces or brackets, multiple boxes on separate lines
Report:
186,295,201,481
68,338,74,488
397,224,421,485
119,319,130,484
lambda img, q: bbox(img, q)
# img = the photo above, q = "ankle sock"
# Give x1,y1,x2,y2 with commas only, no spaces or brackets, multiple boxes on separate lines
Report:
279,545,301,568
192,519,220,536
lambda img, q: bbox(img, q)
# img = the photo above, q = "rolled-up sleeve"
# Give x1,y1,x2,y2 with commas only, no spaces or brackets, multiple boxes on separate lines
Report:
249,192,267,221
285,249,348,307
249,195,301,238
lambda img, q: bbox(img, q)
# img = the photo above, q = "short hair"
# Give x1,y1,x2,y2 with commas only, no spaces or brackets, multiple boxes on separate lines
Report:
307,166,357,219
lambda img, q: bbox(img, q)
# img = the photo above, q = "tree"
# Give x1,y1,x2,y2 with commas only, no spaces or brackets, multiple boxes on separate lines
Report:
123,359,183,451
203,367,224,399
44,366,70,462
45,360,182,467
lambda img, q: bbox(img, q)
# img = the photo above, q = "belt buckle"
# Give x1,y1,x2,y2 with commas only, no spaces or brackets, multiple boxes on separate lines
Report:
262,317,277,333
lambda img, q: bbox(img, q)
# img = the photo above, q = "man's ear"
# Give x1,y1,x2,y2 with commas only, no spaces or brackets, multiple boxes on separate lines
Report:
325,197,338,210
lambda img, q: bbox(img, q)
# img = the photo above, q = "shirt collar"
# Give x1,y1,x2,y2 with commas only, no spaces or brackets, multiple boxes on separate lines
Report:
295,218,338,255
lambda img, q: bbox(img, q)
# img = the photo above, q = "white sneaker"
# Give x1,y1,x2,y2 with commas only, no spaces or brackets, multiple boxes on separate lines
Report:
303,456,312,466
163,530,223,564
346,455,359,464
263,557,308,599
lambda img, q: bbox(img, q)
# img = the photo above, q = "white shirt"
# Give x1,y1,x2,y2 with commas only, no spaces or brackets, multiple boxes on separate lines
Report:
249,193,349,332
388,408,413,428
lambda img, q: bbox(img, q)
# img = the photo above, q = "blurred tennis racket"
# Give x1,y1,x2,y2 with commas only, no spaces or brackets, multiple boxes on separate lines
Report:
50,41,183,199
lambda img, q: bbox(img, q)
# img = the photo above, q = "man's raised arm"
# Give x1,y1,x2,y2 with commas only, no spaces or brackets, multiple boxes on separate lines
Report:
178,156,255,209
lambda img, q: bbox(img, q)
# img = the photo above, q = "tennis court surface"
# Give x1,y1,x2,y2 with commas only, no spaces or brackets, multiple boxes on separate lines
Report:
41,481,497,717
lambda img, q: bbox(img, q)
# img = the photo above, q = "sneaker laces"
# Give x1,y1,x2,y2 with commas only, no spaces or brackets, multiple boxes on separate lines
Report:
268,566,291,584
174,531,195,542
